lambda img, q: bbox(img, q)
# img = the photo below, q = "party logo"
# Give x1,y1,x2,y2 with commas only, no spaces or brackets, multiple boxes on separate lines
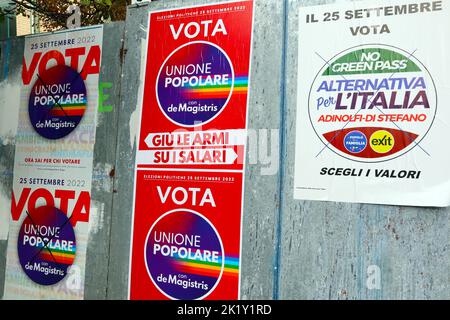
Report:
145,209,224,300
28,65,87,140
344,130,367,154
309,44,437,162
370,130,395,154
18,206,76,286
156,41,236,127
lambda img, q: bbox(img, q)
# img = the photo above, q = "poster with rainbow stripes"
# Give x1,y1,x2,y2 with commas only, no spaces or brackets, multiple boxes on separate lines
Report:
129,1,254,300
4,25,103,300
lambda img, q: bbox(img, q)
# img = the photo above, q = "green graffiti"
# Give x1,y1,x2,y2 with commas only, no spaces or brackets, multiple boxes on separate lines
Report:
99,82,113,113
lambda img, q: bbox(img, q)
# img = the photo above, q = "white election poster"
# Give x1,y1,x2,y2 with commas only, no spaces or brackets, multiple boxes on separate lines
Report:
4,26,103,299
294,0,450,207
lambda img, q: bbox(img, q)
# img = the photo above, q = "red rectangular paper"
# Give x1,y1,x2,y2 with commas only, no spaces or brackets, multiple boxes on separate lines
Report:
129,0,254,300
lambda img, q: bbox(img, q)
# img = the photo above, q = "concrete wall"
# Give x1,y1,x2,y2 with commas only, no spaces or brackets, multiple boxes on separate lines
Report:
0,0,448,300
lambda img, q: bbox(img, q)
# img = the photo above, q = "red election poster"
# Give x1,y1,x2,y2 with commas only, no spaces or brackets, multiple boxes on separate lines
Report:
128,1,254,300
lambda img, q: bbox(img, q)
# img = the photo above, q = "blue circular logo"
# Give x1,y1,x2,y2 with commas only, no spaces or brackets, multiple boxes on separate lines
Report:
18,206,76,286
28,65,87,140
145,209,224,300
344,131,367,154
156,41,234,127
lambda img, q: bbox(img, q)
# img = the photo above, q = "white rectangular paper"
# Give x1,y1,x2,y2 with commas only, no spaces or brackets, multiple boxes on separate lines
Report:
4,26,103,299
294,0,450,207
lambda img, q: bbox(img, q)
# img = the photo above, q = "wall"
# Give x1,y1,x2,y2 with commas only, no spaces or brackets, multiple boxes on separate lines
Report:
280,0,449,300
107,0,284,300
0,0,448,300
16,14,31,37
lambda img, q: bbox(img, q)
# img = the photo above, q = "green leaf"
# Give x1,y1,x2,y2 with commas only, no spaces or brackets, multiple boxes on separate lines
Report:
99,0,112,6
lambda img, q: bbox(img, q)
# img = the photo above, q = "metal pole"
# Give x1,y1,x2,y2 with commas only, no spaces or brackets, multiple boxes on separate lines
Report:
6,14,9,38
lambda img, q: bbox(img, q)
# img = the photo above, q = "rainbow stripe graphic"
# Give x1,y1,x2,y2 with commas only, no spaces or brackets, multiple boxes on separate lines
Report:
38,246,76,265
185,76,249,99
174,255,240,278
49,102,87,117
